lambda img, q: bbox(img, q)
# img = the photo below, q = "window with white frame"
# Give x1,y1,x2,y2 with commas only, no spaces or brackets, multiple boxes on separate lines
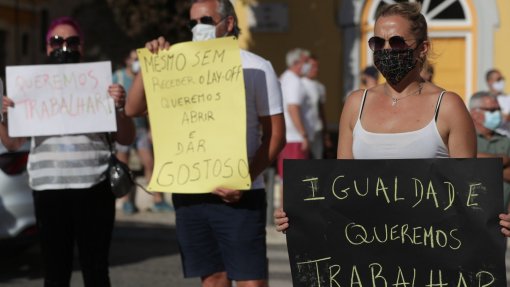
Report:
368,0,470,26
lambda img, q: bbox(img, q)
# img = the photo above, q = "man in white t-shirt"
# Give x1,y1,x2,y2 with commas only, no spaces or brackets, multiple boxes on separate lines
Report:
301,55,331,159
277,48,313,177
124,1,285,286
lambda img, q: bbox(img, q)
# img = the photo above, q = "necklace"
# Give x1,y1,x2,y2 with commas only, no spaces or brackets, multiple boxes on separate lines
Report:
384,82,424,106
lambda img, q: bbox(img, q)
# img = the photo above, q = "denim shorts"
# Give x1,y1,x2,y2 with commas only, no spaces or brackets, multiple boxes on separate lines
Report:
172,189,268,280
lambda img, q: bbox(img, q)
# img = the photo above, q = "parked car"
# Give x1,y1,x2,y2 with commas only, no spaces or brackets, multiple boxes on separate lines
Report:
0,142,37,251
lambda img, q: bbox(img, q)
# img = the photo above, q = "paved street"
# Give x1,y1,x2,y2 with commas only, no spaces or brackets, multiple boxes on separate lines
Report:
0,209,292,287
3,182,510,286
0,164,292,287
4,207,510,286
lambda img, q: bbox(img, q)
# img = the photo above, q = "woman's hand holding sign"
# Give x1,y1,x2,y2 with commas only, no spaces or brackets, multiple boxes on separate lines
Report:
108,83,126,111
274,208,289,233
499,213,510,237
108,83,135,145
0,96,26,151
2,96,14,115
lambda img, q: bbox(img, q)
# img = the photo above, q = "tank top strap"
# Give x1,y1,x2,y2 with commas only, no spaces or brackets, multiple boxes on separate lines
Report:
434,91,447,122
358,89,369,119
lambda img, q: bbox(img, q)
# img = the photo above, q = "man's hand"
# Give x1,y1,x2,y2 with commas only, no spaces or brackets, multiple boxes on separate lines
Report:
212,187,244,203
145,36,171,53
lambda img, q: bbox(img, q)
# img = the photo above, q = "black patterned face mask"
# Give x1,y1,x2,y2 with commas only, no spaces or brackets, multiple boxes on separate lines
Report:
373,49,416,85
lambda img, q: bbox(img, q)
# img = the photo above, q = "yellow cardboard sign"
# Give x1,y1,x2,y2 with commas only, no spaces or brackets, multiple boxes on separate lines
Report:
138,37,251,193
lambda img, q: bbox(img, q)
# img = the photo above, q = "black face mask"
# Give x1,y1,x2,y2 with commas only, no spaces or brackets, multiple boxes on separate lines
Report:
47,49,81,64
373,48,416,85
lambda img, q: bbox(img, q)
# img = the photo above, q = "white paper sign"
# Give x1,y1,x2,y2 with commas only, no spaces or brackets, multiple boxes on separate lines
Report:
6,61,116,137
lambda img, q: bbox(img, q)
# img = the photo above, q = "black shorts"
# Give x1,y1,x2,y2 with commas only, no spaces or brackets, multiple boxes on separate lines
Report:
172,189,268,280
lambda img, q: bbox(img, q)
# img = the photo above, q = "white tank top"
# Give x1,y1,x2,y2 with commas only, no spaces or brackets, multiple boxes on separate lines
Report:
352,90,449,159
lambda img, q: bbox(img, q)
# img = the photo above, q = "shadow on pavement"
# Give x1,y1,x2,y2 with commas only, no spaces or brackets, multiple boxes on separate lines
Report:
110,220,180,266
0,244,43,282
0,220,179,283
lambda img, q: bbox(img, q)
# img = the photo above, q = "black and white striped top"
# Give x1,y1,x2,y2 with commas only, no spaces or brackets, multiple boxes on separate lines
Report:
27,134,110,190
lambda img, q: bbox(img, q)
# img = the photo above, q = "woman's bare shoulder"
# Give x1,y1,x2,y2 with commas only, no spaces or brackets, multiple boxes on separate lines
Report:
439,90,468,112
434,87,472,129
422,83,465,108
344,85,384,106
340,89,367,128
345,88,365,104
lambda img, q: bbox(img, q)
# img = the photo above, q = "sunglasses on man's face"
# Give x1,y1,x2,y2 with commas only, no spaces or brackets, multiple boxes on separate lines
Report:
48,35,81,50
368,36,413,51
187,16,225,30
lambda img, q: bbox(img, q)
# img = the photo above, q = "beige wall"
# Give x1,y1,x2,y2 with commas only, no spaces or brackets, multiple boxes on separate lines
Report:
494,0,510,87
235,0,343,129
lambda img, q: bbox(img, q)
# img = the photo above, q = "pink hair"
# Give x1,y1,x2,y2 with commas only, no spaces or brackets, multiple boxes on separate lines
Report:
45,16,84,43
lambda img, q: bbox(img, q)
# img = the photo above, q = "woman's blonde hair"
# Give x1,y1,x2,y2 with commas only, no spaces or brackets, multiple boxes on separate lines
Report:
376,2,428,45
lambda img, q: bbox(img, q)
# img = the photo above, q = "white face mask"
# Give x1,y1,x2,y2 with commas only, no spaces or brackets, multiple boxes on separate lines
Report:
300,62,312,76
492,80,505,93
131,60,140,74
192,24,216,42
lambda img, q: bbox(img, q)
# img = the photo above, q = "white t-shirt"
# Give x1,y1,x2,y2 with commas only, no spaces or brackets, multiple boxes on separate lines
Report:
241,50,284,189
301,77,326,133
497,95,510,115
496,94,510,136
280,70,314,142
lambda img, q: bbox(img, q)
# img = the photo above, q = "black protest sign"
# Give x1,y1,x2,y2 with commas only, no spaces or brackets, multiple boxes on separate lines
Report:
283,159,506,287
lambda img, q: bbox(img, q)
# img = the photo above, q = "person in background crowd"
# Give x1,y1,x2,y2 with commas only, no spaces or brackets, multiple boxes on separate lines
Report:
276,48,312,208
486,68,506,97
0,16,134,287
112,49,172,214
301,55,332,159
124,0,285,286
485,68,510,137
277,48,313,176
469,91,510,209
360,65,379,89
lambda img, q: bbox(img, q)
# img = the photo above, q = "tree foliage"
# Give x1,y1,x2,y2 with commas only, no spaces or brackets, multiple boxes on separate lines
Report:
106,0,191,41
73,0,191,68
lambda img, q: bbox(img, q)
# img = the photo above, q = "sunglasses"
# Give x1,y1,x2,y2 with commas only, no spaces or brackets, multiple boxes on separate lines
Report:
48,35,81,50
188,16,225,30
478,107,501,113
368,36,414,51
